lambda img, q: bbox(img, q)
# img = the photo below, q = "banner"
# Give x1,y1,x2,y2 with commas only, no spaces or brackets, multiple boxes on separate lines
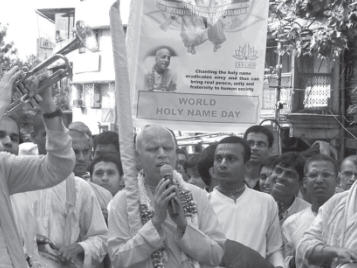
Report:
127,0,269,132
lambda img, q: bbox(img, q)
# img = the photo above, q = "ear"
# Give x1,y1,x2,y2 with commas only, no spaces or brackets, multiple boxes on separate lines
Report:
336,172,341,186
209,167,215,178
302,176,308,188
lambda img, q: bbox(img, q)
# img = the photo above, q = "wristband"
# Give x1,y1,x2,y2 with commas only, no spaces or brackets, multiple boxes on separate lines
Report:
43,108,63,119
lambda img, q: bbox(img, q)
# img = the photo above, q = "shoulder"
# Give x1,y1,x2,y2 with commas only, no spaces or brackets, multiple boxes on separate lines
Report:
294,197,310,208
73,176,99,198
320,191,348,212
89,182,113,199
108,189,127,212
245,187,276,204
283,207,310,229
185,182,208,199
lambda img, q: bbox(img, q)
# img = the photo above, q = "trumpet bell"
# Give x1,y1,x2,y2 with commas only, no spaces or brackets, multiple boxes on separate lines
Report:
4,21,98,117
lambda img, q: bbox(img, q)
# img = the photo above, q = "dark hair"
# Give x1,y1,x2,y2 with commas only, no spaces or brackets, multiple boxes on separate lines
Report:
93,131,119,152
89,152,123,177
275,152,305,181
184,154,200,169
197,144,217,186
259,155,280,173
243,125,274,148
176,148,188,158
217,136,251,163
304,154,337,176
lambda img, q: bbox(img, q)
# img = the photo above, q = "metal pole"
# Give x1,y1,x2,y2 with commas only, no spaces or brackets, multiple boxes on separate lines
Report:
275,41,283,154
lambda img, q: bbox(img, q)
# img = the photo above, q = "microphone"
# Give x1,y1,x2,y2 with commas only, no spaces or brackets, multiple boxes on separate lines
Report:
160,164,178,216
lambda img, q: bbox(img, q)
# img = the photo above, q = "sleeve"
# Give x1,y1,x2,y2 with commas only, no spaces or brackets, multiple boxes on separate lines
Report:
282,218,295,268
175,187,225,266
107,192,165,267
77,181,108,267
265,199,284,267
5,128,75,194
296,209,325,267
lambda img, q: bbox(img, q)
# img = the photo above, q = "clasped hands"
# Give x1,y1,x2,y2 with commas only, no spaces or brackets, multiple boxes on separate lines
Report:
151,178,187,236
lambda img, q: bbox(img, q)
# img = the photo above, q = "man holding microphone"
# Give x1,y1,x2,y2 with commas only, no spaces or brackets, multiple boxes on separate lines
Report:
107,125,225,268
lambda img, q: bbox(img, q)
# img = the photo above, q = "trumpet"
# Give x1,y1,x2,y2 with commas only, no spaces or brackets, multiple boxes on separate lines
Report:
5,20,98,115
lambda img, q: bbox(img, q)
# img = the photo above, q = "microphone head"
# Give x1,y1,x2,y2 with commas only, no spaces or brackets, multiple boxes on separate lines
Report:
160,164,173,178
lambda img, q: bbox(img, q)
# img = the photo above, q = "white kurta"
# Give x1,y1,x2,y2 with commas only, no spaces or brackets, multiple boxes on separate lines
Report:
108,183,225,268
280,197,310,224
297,181,357,268
0,128,75,268
209,187,284,267
11,175,108,268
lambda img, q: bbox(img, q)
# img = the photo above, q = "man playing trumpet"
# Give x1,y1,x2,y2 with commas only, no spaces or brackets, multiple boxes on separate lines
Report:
0,66,75,267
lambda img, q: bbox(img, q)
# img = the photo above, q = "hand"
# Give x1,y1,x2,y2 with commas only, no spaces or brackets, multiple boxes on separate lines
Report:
334,248,357,265
168,195,187,232
0,66,22,106
23,72,56,113
58,243,84,265
151,178,177,231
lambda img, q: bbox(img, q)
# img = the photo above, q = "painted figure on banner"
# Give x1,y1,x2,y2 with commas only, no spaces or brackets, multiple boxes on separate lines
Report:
144,46,178,92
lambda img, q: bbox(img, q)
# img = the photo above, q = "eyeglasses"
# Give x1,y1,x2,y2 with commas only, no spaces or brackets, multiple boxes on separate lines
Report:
340,171,357,179
306,171,336,180
0,130,19,143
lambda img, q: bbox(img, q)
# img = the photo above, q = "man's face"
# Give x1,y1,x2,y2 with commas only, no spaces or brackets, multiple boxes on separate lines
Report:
72,135,92,177
92,161,123,195
259,166,274,194
213,143,246,184
304,160,336,204
137,126,177,182
246,132,270,163
93,144,118,159
270,164,300,199
155,48,171,72
339,159,357,190
0,117,19,155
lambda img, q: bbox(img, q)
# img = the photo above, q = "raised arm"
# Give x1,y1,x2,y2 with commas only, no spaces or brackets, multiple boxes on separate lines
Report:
0,66,75,193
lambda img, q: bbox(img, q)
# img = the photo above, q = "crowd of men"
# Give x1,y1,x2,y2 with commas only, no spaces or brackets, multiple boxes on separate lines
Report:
1,67,357,268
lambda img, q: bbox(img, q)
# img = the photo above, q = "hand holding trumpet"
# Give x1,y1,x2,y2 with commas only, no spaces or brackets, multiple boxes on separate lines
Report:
0,66,56,116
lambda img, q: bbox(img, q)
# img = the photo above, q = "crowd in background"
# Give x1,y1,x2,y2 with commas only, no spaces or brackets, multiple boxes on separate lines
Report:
0,67,357,268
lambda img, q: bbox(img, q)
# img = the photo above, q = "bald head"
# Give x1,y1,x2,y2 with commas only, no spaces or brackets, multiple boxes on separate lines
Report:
69,129,92,177
135,125,177,183
154,48,171,73
340,155,357,190
136,125,176,152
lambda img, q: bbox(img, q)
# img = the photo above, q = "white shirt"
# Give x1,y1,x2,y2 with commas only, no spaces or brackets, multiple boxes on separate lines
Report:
282,206,317,268
0,225,12,267
209,187,284,267
12,175,108,268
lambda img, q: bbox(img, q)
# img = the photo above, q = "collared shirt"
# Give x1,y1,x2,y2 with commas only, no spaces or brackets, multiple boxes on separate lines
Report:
108,183,225,268
280,197,310,224
209,187,284,267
